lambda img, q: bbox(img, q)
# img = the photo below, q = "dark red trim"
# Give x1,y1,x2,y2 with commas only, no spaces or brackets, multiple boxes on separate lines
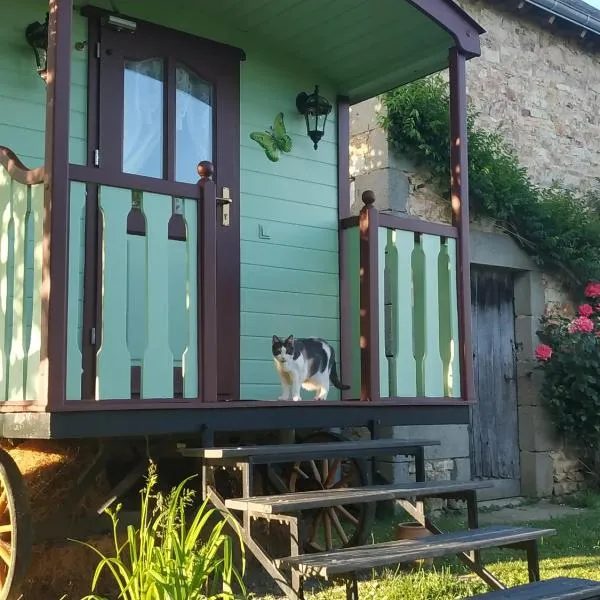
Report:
69,164,200,198
449,48,476,403
378,214,458,238
339,227,353,401
43,0,73,410
0,397,472,413
337,97,350,221
405,0,484,57
0,147,44,184
341,214,457,238
359,192,380,401
199,162,218,404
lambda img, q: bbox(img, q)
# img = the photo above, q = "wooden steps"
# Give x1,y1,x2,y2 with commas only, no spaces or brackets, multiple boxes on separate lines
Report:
225,480,492,514
466,577,600,599
279,525,556,578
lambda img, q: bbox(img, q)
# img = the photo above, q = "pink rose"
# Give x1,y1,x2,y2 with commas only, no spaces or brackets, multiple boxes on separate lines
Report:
568,316,594,334
585,282,600,298
535,344,553,361
579,304,594,317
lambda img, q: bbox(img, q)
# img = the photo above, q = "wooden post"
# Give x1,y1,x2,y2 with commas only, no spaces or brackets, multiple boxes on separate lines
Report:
42,0,73,409
198,161,218,403
449,48,476,403
337,96,352,399
359,191,380,401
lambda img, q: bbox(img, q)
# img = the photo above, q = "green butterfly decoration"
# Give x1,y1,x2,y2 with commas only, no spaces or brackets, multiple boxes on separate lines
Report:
250,112,293,162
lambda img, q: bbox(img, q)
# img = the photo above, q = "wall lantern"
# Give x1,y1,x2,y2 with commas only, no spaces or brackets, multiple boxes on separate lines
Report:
296,85,332,150
25,12,49,80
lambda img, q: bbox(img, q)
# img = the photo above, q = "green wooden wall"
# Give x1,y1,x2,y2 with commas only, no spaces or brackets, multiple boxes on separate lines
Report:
1,4,340,402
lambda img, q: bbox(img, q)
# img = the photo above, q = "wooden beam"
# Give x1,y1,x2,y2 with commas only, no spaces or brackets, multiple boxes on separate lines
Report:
42,0,73,410
449,48,476,403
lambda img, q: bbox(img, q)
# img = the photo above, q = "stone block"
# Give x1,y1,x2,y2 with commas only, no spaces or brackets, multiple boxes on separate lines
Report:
514,315,539,360
392,425,470,459
453,457,471,481
349,98,383,135
518,405,559,452
514,271,545,317
516,361,544,406
520,451,553,497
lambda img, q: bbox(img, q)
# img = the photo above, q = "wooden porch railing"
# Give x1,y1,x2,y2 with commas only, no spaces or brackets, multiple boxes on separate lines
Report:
0,148,45,402
340,191,462,402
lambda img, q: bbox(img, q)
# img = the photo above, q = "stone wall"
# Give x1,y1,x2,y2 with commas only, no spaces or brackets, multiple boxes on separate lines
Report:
349,0,597,498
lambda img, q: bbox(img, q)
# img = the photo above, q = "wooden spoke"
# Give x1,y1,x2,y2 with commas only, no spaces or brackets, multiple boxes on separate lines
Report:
323,510,333,550
308,509,324,546
321,459,329,484
292,464,310,480
331,472,352,490
0,540,11,566
324,459,341,488
309,460,322,485
329,507,349,545
337,505,360,526
0,524,12,534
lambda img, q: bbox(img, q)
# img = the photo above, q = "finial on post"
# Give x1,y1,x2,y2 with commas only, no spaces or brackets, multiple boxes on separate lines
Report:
197,160,214,181
362,190,376,207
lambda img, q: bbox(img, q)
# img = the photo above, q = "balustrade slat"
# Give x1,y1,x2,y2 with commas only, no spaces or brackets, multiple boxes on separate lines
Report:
448,238,461,397
142,192,174,398
8,181,27,400
421,234,444,396
378,230,389,398
97,186,132,399
66,182,86,400
182,198,198,398
0,167,10,400
393,230,417,396
26,183,44,401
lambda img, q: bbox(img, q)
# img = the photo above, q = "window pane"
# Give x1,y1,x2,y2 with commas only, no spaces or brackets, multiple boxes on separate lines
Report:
175,64,212,183
123,58,164,178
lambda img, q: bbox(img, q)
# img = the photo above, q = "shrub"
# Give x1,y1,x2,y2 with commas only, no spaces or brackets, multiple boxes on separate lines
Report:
77,462,245,600
536,284,600,471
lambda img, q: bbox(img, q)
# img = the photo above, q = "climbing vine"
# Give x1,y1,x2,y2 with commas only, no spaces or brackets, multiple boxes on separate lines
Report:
380,75,600,288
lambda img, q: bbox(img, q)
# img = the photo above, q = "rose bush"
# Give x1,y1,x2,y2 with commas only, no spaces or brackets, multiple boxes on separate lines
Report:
536,283,600,472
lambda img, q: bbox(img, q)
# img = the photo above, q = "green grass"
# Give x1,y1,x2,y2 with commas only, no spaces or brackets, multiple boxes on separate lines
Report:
254,499,600,599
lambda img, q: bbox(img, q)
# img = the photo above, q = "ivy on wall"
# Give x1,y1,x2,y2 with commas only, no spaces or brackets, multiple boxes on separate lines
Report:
380,75,600,288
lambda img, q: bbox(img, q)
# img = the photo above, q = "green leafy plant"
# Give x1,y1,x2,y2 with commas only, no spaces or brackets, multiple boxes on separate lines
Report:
77,462,245,600
535,282,600,471
380,76,600,285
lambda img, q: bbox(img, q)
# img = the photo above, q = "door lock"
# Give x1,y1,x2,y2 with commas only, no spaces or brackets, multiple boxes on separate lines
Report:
216,187,232,227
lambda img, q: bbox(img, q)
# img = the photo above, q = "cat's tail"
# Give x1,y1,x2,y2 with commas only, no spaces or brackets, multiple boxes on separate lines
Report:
329,352,350,391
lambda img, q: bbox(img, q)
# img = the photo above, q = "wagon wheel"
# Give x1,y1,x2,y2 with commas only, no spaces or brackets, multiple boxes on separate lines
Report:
0,447,32,600
285,431,375,554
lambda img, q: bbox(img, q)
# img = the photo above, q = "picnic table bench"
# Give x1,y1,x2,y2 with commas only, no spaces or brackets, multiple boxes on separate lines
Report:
466,577,600,599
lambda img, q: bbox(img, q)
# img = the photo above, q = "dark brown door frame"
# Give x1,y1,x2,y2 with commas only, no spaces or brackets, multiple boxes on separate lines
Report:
79,7,243,403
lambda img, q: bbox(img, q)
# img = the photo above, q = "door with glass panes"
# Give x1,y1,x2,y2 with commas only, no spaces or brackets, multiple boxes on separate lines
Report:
83,11,241,401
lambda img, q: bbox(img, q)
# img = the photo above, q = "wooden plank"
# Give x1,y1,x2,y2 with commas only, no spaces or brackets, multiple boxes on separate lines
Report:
421,234,444,396
378,228,389,397
179,438,440,461
182,198,198,398
467,577,600,600
65,182,85,401
96,186,131,399
448,238,460,397
25,183,44,401
225,480,493,514
280,526,557,578
394,229,417,396
0,167,11,401
141,192,173,398
8,180,28,400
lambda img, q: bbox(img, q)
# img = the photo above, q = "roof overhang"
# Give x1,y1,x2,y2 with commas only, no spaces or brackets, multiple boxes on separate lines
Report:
97,0,485,104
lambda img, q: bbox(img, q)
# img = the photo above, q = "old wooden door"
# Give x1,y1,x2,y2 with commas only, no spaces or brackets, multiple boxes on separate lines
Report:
470,267,520,493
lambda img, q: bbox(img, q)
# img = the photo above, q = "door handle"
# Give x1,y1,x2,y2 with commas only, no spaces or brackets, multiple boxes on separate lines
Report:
216,187,232,227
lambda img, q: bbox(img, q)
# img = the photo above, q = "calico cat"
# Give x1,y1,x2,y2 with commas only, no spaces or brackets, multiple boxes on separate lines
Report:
272,335,350,401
